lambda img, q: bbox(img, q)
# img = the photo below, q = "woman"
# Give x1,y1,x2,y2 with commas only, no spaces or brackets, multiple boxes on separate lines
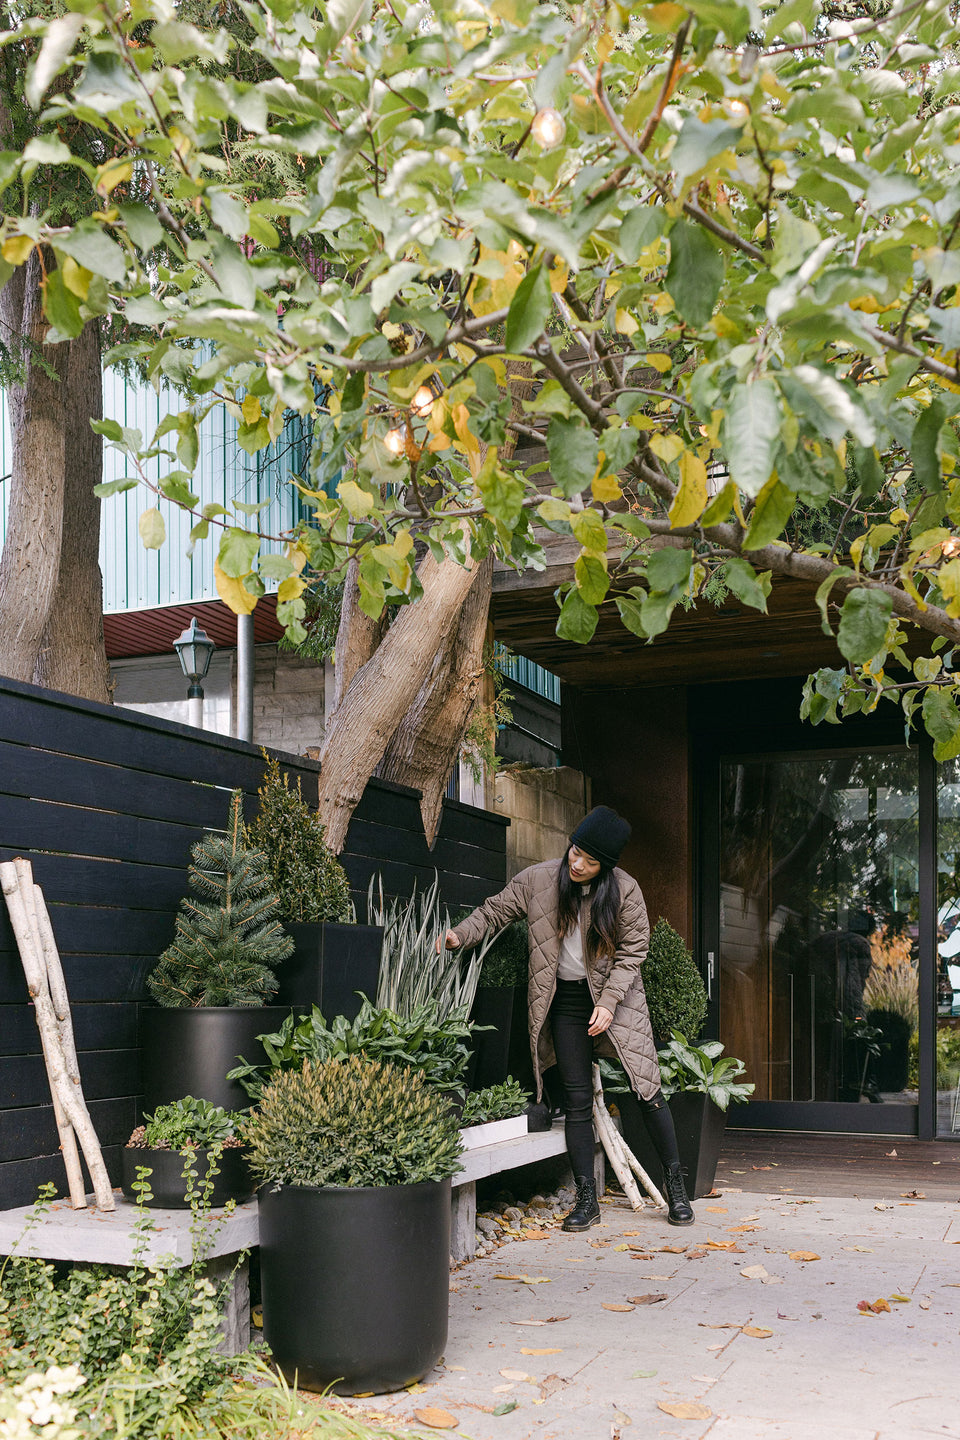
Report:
442,805,694,1231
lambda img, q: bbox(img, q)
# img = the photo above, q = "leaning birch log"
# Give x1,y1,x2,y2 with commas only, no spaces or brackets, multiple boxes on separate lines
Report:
0,861,115,1210
592,1064,667,1209
592,1064,645,1210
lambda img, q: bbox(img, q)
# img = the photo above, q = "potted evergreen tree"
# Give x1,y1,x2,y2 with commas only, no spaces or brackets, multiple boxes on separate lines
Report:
244,755,382,1022
141,790,294,1112
246,1052,462,1395
605,919,751,1198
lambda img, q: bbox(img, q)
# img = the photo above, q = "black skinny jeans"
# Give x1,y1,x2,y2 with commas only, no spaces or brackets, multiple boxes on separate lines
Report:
549,977,680,1182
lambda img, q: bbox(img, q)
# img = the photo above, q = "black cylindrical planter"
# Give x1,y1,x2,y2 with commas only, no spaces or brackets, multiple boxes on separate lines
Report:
466,986,514,1090
140,1006,292,1113
618,1091,727,1199
121,1145,254,1208
277,923,383,1022
259,1178,451,1394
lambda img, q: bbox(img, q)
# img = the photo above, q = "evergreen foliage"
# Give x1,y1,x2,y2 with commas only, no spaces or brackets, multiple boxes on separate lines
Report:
244,755,353,924
478,918,528,989
244,1054,463,1188
643,919,708,1046
147,791,293,1008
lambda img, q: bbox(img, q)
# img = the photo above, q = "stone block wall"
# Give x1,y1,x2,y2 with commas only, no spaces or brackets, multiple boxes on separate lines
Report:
491,765,590,877
245,644,327,755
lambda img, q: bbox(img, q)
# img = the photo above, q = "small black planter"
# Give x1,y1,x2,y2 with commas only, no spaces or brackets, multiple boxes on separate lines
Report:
140,1006,292,1113
466,986,515,1090
276,923,383,1022
619,1091,728,1200
121,1145,254,1208
258,1178,451,1395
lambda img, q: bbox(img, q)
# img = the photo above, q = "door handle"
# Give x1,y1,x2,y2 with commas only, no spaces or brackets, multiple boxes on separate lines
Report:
706,951,715,1001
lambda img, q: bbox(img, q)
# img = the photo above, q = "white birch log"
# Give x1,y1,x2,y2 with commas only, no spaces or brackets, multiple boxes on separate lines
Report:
592,1064,645,1210
592,1064,667,1209
0,861,115,1210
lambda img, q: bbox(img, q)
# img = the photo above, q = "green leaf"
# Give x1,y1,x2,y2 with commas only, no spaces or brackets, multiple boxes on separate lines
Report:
619,205,664,262
646,547,692,592
118,203,164,253
93,476,138,498
138,508,166,550
210,232,257,309
922,688,960,755
837,587,892,664
56,221,127,282
722,382,782,498
671,117,742,186
41,269,83,338
546,417,599,498
666,221,724,329
26,13,85,110
159,474,199,508
218,527,260,578
505,264,552,354
478,455,524,528
574,554,609,604
723,558,771,612
743,478,796,550
616,594,647,638
911,401,946,491
556,587,599,643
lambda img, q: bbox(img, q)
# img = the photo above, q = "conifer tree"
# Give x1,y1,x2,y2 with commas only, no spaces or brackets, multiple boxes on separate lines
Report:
148,791,294,1008
244,755,353,924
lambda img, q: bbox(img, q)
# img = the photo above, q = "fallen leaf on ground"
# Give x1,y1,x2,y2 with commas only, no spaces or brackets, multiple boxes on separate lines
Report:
520,1348,562,1356
413,1408,459,1429
539,1375,566,1399
706,1344,724,1351
900,1191,926,1200
703,1240,739,1251
508,1315,570,1326
629,1250,655,1260
889,1294,911,1304
857,1298,891,1314
612,1407,632,1426
657,1401,712,1420
885,1149,898,1157
919,1296,932,1310
704,1206,728,1213
741,1326,774,1338
565,1257,587,1263
588,1239,610,1248
492,1385,514,1393
622,1231,640,1236
627,1293,668,1305
602,1302,636,1312
752,1165,773,1171
727,1225,758,1233
691,1375,718,1383
874,1202,892,1211
844,1246,874,1253
699,1322,742,1330
522,1228,551,1239
740,1265,770,1280
492,1401,517,1416
499,1369,535,1383
405,1383,429,1393
496,1274,550,1284
630,1369,657,1378
658,1245,688,1253
787,1251,820,1262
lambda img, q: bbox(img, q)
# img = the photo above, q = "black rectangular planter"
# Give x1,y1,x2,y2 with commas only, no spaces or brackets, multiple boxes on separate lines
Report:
618,1090,728,1200
466,986,515,1090
277,922,383,1022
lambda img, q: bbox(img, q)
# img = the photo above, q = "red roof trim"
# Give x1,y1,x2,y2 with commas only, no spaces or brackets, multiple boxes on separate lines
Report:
104,594,284,660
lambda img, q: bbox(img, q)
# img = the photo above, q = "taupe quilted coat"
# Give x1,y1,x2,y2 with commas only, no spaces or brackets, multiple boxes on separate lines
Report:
453,859,661,1101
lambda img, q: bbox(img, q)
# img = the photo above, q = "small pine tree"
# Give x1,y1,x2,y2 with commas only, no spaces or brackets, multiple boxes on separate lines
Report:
148,790,294,1008
643,918,708,1045
244,754,353,924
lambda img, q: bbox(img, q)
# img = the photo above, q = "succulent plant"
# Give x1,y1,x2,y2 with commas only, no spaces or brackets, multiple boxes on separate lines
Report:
245,1053,463,1189
132,1097,245,1151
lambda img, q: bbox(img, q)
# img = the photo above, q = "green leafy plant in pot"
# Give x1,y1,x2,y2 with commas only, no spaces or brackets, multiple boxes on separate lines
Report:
122,1096,253,1208
246,1052,462,1394
600,919,752,1198
245,754,382,1022
142,790,294,1112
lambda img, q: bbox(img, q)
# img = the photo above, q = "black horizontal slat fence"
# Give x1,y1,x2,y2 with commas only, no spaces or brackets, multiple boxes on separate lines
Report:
0,676,508,1209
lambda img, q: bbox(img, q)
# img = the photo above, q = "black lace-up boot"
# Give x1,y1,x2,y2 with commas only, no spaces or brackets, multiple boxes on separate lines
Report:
662,1163,694,1225
561,1176,601,1232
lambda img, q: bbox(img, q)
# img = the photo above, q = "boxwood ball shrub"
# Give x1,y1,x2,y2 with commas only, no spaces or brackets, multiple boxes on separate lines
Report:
245,1054,462,1189
643,919,708,1046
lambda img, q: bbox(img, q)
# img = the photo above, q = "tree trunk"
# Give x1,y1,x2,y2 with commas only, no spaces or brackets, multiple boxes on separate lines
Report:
328,551,385,721
318,546,485,852
0,252,111,703
377,553,494,844
32,321,112,704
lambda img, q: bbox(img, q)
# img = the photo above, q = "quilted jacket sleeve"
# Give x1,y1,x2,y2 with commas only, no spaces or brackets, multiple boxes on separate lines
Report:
596,873,650,1016
451,869,532,949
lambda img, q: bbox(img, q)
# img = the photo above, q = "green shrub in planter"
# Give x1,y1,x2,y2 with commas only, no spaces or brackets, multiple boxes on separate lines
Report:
246,1054,463,1189
147,790,293,1007
477,919,528,989
656,1032,755,1109
462,1077,529,1126
245,754,353,924
643,919,708,1045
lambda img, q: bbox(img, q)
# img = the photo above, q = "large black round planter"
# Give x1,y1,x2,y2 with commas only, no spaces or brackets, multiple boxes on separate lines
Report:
276,923,383,1022
121,1145,254,1208
140,1006,292,1113
258,1178,451,1395
619,1091,727,1200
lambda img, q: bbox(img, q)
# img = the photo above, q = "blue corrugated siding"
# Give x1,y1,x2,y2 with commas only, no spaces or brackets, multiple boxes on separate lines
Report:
495,646,561,705
0,368,312,612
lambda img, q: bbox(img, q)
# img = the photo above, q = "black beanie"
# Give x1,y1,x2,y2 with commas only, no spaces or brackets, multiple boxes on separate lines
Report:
569,806,631,869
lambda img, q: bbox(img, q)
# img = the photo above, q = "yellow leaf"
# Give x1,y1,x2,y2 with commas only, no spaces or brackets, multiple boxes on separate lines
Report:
592,471,623,503
597,30,615,61
61,256,90,300
648,432,684,464
549,256,569,293
277,575,307,603
615,308,639,336
2,235,34,265
138,507,165,550
741,1326,774,1338
453,404,482,477
286,544,309,574
337,478,375,518
413,1407,459,1429
787,1251,820,1262
214,560,257,615
601,1302,635,1312
538,498,570,523
241,393,262,425
394,529,414,558
646,351,672,374
669,450,708,528
658,1401,713,1420
495,1274,551,1284
520,1348,562,1355
96,158,133,196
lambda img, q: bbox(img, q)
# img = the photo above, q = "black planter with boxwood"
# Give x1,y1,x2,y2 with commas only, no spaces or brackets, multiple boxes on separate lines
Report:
246,1053,461,1394
142,789,294,1110
245,755,382,1020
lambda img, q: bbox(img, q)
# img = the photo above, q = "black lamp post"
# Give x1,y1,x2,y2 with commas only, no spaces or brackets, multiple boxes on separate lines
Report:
173,618,215,729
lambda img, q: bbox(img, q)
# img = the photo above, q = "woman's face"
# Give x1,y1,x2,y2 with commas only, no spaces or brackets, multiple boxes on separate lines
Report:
567,845,602,883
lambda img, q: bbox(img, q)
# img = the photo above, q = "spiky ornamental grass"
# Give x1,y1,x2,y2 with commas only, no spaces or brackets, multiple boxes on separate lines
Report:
245,754,353,924
148,791,294,1008
245,1054,463,1189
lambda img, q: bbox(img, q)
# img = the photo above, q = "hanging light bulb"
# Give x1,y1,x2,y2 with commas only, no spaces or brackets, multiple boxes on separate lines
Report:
384,422,407,455
531,107,565,150
412,383,436,418
943,536,960,558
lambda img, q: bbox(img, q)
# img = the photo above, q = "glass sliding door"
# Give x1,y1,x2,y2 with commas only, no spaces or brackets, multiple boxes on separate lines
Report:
717,750,919,1127
936,762,960,1136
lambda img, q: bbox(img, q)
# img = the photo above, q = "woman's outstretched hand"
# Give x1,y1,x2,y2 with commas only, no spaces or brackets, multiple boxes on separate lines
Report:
436,929,462,954
587,1005,613,1036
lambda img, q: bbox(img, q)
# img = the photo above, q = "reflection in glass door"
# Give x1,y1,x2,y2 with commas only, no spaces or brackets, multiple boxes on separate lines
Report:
936,763,960,1136
718,752,919,1115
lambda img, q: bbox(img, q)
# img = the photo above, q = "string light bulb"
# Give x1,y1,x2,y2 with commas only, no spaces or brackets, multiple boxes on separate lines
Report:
942,536,960,558
384,422,407,456
531,107,565,150
412,384,436,418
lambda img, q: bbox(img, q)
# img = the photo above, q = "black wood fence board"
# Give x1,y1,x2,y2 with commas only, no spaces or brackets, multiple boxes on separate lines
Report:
0,854,192,913
0,1096,136,1165
0,795,209,869
0,1004,138,1058
0,1051,140,1109
0,956,154,1007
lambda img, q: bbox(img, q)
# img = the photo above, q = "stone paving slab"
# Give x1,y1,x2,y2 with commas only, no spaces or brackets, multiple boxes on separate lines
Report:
340,1186,960,1440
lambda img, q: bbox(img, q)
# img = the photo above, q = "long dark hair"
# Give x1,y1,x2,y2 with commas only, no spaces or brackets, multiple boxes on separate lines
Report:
557,850,620,959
